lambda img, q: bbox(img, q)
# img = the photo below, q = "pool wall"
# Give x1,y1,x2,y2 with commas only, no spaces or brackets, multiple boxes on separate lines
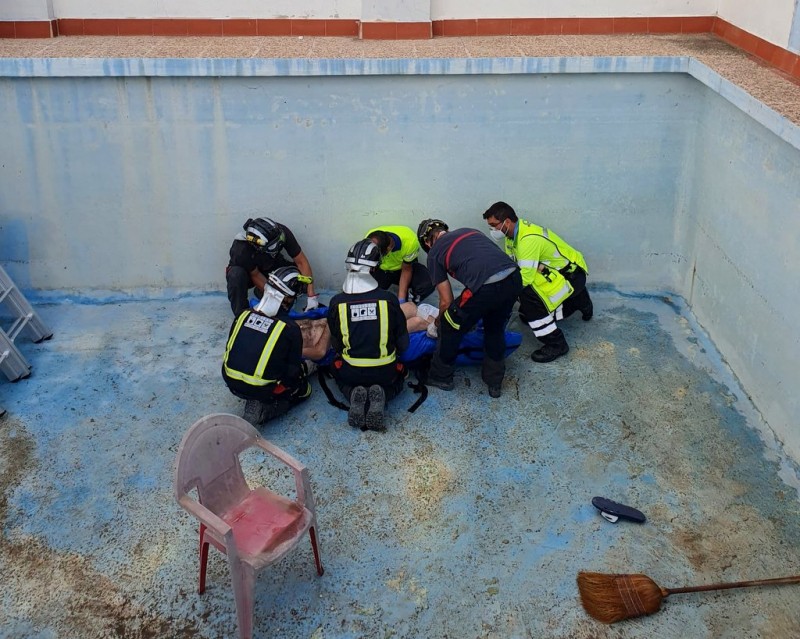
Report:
682,70,800,460
1,56,799,459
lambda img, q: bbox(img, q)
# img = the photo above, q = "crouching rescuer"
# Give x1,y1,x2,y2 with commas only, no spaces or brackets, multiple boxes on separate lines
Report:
483,201,593,363
326,239,410,432
222,266,312,426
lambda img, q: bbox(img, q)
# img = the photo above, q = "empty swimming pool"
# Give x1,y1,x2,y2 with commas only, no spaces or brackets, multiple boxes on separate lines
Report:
1,53,799,637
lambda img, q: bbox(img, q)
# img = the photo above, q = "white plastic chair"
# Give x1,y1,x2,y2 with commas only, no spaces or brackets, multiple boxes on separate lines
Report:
174,413,323,639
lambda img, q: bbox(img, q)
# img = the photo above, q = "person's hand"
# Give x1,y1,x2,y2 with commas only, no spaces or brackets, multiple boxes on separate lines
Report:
304,295,320,312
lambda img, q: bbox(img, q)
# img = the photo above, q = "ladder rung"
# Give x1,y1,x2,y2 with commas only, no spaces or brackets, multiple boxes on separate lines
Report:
7,314,32,341
0,287,11,303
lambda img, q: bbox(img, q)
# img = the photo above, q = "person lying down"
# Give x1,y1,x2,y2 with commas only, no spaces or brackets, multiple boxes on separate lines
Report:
296,301,439,361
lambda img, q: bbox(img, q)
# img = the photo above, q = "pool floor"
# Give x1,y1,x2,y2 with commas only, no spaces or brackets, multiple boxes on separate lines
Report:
2,290,799,638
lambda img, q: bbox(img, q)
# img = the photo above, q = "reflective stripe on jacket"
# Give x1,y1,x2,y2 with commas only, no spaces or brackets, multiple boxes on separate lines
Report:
223,311,287,386
503,219,588,287
338,299,397,366
503,219,588,312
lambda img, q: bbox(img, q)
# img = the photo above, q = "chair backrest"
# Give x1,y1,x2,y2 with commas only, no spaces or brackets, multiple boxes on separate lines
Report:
174,413,259,516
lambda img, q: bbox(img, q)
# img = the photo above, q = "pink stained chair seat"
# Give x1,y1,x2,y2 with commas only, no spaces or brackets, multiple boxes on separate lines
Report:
222,487,306,557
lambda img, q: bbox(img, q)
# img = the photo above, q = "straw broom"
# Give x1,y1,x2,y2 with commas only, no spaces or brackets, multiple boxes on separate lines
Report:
577,571,800,624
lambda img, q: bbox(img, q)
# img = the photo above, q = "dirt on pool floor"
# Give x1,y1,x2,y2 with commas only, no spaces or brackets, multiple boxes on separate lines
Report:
1,291,799,638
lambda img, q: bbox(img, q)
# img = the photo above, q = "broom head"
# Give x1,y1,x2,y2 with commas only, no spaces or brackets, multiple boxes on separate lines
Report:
577,571,668,623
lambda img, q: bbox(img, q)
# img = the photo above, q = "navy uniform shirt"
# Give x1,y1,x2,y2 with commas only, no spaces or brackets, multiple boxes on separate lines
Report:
222,308,303,390
327,288,409,365
427,228,516,293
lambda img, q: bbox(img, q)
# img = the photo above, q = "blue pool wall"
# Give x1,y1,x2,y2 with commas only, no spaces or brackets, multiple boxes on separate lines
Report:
0,56,799,459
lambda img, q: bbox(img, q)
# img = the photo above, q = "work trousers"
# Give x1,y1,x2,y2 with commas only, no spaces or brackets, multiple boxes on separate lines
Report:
430,270,523,386
372,262,435,302
224,371,311,408
331,359,407,403
519,267,591,345
226,258,293,316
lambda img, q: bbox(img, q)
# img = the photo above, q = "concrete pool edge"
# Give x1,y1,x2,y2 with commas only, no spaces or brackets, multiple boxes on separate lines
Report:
1,54,798,149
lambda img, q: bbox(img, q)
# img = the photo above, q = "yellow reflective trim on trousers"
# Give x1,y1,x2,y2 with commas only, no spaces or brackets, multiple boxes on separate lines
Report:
223,317,284,386
444,309,461,330
342,353,397,367
378,300,388,359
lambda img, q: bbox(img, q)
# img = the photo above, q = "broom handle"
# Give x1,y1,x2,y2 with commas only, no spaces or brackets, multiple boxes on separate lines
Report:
666,575,800,595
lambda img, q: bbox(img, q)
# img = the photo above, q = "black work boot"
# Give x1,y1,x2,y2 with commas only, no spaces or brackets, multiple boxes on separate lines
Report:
572,288,593,321
531,341,570,363
427,354,455,391
366,385,386,431
581,296,593,321
481,357,505,398
348,386,368,429
531,330,570,363
243,399,264,426
259,399,291,424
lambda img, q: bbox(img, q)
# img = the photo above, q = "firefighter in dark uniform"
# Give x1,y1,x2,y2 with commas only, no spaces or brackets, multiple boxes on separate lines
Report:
222,266,312,426
417,218,523,398
226,216,320,316
327,239,410,431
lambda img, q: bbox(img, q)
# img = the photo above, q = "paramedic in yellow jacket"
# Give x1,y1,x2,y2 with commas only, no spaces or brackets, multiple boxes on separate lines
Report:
483,201,593,363
366,225,435,304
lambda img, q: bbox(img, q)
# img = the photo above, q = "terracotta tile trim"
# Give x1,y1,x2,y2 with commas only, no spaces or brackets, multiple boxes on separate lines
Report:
361,21,431,40
712,17,800,82
1,15,798,82
1,20,57,38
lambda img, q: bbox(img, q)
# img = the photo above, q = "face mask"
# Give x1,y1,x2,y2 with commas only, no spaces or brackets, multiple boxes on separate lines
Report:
489,220,507,241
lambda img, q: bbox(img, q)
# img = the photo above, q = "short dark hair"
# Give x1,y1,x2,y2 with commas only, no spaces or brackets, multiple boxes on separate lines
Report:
483,201,518,223
367,230,391,256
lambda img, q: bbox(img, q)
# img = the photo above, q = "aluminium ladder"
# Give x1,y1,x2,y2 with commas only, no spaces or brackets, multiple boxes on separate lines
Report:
0,264,53,382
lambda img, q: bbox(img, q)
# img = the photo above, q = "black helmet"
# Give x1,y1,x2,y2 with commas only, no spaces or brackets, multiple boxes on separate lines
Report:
267,266,304,298
346,238,382,270
243,217,285,255
416,219,448,252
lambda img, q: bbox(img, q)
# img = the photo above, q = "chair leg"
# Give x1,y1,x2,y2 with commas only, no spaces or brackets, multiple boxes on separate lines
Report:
230,561,256,639
199,524,210,594
309,526,324,576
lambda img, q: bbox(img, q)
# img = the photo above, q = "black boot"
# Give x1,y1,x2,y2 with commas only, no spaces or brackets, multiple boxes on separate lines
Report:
481,357,505,398
348,386,368,429
243,399,264,426
427,354,455,391
581,294,593,321
366,385,386,431
259,399,291,424
531,333,570,363
573,288,593,321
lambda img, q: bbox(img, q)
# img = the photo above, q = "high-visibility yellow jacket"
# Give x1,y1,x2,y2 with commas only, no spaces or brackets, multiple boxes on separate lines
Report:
366,225,420,272
502,220,589,312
